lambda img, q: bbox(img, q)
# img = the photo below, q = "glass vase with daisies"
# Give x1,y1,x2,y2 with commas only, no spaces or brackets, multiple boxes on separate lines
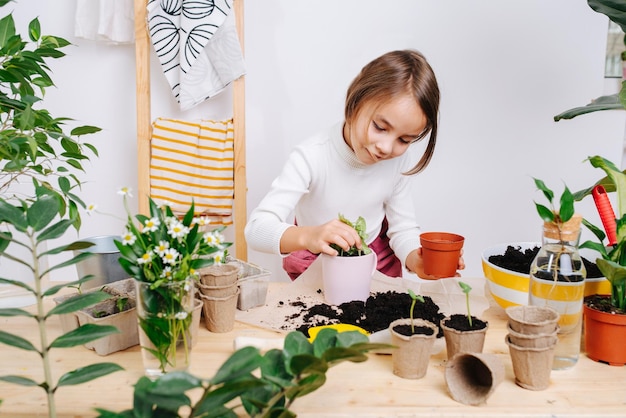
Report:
114,189,231,377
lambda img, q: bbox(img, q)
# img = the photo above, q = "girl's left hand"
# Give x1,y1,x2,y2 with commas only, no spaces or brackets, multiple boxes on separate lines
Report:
407,248,465,280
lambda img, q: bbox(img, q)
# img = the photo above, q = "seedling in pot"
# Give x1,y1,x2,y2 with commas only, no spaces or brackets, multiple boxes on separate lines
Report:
408,288,425,334
330,213,372,256
459,281,473,327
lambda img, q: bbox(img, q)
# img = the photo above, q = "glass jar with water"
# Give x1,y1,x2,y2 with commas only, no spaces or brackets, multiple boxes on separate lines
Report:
528,215,586,370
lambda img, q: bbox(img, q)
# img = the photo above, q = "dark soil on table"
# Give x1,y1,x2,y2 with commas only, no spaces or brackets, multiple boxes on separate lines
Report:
280,290,445,338
488,245,603,278
442,314,488,332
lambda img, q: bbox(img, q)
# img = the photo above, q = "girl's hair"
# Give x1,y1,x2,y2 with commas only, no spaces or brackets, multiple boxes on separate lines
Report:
344,49,440,175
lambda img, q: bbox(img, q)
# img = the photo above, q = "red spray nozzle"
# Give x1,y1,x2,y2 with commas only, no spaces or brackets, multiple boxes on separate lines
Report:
592,185,617,246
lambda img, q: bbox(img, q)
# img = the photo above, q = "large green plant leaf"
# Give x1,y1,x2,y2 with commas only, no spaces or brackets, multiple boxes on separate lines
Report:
0,329,38,351
50,324,120,348
57,363,123,387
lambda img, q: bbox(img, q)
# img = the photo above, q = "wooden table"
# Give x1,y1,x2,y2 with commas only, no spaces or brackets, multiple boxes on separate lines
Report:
1,286,626,417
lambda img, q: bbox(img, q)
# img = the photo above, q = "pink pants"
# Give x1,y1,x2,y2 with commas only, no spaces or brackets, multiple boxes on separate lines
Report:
282,218,403,280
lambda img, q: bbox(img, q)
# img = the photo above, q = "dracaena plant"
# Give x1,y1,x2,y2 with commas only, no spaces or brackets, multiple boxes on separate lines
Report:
95,328,389,418
575,156,626,312
329,213,372,256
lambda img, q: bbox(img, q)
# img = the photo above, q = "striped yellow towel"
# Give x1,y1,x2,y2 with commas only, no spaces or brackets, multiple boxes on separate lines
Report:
150,117,234,225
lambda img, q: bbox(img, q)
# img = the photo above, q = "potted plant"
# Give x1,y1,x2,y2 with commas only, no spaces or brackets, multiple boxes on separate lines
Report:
574,155,626,365
0,9,123,416
95,328,389,417
389,289,438,379
114,189,232,376
440,281,489,360
321,214,376,305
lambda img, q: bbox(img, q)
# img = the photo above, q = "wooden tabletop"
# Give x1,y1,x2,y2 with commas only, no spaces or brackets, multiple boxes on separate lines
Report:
1,286,626,417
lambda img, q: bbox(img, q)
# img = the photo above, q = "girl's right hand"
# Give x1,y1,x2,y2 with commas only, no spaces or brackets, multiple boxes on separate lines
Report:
281,219,362,256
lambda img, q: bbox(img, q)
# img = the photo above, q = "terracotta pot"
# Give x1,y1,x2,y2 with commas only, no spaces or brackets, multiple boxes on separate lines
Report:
419,232,464,279
441,316,488,360
505,335,555,391
320,252,376,305
444,352,505,405
389,318,437,379
583,299,626,366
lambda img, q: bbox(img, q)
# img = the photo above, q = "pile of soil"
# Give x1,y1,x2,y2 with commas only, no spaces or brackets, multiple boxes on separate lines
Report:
488,245,602,278
279,290,445,338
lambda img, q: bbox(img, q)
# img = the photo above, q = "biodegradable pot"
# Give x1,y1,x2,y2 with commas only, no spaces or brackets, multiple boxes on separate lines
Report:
75,297,138,356
320,252,376,305
389,318,438,379
419,232,464,279
506,323,559,348
583,299,626,366
505,305,559,334
198,264,239,287
197,281,238,298
199,288,240,333
444,352,505,405
441,315,488,360
505,335,555,391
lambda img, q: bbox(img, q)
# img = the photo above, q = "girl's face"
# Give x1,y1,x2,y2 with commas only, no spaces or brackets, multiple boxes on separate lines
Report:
344,94,427,165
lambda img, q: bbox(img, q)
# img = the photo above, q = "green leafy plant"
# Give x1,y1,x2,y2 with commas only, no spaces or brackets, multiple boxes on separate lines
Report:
458,281,473,327
407,288,425,334
575,156,626,311
115,191,232,374
533,177,575,229
0,194,123,418
95,328,389,418
329,213,372,256
0,8,120,417
554,0,626,121
0,10,100,228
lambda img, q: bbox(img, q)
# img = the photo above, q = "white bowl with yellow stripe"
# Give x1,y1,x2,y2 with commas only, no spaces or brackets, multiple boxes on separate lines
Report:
482,243,536,309
482,242,612,309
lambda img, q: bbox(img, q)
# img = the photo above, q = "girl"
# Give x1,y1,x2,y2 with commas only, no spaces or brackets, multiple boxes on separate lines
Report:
245,49,464,280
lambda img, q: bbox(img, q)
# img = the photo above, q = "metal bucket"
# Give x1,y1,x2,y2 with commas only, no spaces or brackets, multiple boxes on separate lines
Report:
74,235,128,289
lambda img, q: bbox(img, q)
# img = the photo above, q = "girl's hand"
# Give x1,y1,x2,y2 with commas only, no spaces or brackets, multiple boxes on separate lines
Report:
280,219,362,256
407,248,465,279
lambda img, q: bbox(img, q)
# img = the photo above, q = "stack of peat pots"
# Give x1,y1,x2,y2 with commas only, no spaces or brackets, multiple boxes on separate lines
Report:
197,264,241,332
504,305,559,390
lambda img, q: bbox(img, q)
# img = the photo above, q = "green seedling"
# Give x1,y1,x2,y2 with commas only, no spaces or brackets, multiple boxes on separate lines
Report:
459,281,473,327
408,288,425,333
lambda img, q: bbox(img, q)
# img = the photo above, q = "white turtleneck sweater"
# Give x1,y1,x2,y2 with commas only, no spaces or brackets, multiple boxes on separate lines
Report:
244,122,422,269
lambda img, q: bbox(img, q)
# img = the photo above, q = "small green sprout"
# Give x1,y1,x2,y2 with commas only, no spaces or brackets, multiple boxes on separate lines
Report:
116,297,129,313
408,288,425,333
459,281,473,327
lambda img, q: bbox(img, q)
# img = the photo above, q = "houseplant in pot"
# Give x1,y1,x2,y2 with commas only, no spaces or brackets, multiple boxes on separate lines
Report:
389,289,438,379
0,9,123,416
574,155,626,366
440,281,489,360
114,189,232,377
321,214,376,305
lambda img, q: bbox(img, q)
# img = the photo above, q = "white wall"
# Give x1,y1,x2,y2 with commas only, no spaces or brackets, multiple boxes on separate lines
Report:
1,0,624,290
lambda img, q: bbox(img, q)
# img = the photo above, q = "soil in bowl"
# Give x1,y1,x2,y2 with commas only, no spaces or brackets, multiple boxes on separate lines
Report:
488,245,602,278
